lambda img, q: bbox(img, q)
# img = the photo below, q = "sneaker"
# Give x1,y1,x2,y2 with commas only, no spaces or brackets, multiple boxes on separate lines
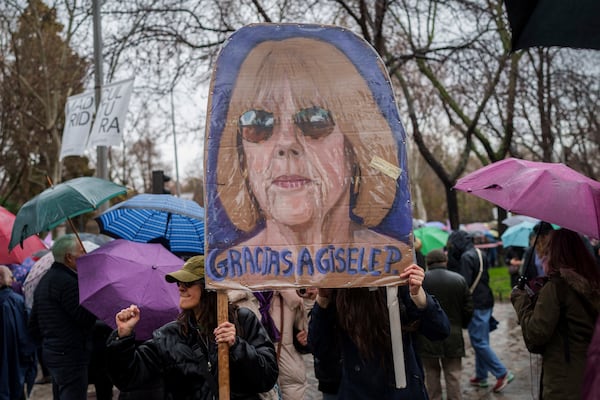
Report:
469,377,488,388
493,371,514,393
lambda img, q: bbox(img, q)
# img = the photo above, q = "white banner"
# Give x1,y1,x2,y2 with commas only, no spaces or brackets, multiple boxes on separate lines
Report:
88,77,134,148
59,91,95,160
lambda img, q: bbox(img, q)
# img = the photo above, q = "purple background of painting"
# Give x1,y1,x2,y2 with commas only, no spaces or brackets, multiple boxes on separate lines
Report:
205,23,412,251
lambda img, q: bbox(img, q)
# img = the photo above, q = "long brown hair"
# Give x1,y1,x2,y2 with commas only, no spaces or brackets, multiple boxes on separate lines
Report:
546,229,600,288
177,282,239,337
336,287,392,361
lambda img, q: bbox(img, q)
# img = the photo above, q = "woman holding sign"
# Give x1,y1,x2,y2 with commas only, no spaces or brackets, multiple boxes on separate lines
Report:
105,256,279,399
308,264,450,399
209,31,413,289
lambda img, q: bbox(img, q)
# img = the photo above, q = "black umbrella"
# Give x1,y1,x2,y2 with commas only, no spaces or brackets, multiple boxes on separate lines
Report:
504,0,600,51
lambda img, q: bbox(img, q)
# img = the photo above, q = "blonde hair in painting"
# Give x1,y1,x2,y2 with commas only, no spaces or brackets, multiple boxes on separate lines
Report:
216,37,399,233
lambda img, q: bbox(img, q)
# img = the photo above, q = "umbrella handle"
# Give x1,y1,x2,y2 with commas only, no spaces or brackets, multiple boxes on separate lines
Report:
44,175,86,254
66,217,87,254
518,223,550,288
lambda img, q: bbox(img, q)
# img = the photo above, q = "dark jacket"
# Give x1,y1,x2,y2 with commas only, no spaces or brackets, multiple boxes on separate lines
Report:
417,264,473,358
512,269,600,400
105,307,278,400
583,315,600,400
309,292,341,395
308,286,450,400
1,287,37,400
447,231,494,310
28,262,97,367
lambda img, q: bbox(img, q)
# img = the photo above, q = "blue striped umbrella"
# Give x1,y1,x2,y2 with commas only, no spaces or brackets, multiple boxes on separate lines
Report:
96,194,204,255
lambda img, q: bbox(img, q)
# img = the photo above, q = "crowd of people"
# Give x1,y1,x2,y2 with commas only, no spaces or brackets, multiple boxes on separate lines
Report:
2,222,600,400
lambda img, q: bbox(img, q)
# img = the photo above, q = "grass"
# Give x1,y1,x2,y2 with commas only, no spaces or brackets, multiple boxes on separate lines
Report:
488,265,513,302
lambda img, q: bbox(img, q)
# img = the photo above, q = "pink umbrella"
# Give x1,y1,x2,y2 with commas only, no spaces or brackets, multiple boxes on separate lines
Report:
77,239,184,340
454,158,600,239
1,206,47,264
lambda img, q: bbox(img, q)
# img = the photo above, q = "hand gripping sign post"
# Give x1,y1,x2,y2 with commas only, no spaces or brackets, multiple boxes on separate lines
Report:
204,24,415,397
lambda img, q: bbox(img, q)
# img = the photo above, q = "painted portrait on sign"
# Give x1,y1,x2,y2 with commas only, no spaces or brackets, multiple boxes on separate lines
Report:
204,24,414,290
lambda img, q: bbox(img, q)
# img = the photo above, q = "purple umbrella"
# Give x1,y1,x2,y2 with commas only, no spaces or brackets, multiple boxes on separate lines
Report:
77,239,184,340
7,258,34,295
454,158,600,239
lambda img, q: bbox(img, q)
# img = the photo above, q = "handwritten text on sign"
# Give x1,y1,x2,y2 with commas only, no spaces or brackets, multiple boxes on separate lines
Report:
88,78,134,148
59,91,95,160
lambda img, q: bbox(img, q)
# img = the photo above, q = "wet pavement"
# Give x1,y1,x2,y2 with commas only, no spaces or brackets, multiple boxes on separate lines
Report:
460,301,539,400
28,301,538,399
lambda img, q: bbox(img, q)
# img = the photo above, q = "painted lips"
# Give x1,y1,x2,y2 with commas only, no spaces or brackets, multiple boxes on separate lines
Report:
272,175,312,189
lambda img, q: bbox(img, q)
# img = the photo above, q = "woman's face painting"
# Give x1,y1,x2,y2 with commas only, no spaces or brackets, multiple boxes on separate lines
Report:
240,80,351,227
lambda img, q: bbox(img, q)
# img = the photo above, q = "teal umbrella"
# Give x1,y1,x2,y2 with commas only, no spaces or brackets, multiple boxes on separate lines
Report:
500,221,536,248
9,177,127,251
414,226,449,255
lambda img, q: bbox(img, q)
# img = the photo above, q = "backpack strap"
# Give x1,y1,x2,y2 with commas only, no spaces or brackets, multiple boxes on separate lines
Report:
469,248,484,294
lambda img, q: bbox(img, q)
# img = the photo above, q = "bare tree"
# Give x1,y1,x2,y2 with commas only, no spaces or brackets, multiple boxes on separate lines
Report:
510,48,599,179
0,0,89,207
330,0,599,229
3,0,597,224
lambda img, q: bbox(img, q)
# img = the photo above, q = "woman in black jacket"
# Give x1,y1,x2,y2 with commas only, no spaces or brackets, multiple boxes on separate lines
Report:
105,255,278,400
308,264,450,399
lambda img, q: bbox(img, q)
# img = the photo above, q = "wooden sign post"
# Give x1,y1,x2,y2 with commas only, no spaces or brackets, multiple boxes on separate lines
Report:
217,291,230,399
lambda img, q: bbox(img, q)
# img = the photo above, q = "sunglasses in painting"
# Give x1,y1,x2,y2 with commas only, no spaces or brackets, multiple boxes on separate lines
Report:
238,106,335,143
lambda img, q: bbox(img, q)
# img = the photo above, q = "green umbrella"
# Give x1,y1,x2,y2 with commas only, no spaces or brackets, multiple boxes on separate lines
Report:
9,177,127,251
414,226,449,255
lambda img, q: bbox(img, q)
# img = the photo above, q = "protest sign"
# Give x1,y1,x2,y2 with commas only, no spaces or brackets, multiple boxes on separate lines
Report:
59,91,95,160
88,78,134,148
204,24,414,291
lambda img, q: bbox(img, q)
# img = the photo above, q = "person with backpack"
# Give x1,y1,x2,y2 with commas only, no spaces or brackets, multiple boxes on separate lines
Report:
447,230,513,393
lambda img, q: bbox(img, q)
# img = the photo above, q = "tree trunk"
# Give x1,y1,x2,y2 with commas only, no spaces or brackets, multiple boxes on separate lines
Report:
446,186,459,230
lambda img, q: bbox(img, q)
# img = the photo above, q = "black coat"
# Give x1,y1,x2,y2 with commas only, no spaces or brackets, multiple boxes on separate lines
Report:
28,262,97,367
105,307,278,400
417,264,474,358
447,231,494,310
308,287,450,400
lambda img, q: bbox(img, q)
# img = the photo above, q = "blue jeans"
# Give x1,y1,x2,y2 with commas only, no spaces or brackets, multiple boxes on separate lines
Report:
468,308,507,380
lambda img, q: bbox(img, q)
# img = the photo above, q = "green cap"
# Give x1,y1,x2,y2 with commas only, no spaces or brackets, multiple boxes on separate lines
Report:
165,255,205,283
